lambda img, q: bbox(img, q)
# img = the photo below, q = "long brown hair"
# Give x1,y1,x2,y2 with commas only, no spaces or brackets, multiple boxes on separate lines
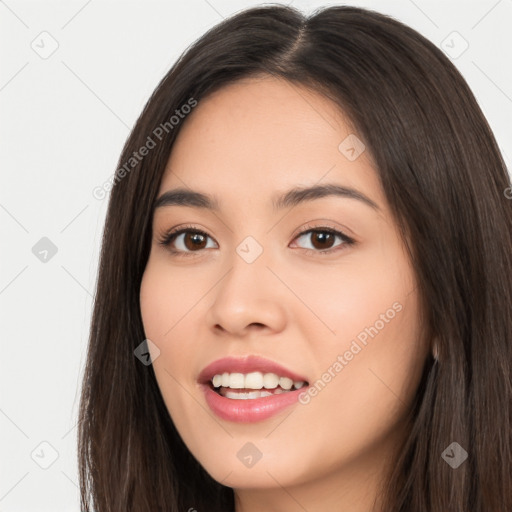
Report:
78,5,512,511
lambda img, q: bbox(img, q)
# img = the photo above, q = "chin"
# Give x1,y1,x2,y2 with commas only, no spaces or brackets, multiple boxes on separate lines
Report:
190,441,314,490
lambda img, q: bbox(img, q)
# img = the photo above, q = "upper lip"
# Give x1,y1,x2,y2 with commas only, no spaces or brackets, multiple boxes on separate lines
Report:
198,355,309,385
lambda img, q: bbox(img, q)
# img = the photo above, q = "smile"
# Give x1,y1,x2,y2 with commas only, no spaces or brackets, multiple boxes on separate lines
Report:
212,371,306,399
198,356,310,422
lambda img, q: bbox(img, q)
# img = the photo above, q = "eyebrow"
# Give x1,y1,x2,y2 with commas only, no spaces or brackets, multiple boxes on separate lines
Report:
153,183,379,212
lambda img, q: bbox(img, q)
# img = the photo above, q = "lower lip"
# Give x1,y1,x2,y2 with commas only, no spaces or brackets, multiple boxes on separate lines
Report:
200,383,307,423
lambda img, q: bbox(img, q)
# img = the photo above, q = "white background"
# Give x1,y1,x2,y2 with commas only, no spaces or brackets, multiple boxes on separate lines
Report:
1,0,511,510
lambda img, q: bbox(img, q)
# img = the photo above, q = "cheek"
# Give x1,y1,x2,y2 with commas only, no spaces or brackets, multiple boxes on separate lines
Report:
282,246,423,450
140,262,165,337
278,291,424,480
139,261,206,418
279,240,416,349
139,257,208,340
140,263,187,361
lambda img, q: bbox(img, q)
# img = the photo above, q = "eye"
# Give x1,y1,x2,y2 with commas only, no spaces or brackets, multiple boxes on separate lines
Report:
157,225,217,256
290,225,355,255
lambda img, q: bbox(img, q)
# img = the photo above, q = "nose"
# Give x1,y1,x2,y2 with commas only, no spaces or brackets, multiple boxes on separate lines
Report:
205,248,288,337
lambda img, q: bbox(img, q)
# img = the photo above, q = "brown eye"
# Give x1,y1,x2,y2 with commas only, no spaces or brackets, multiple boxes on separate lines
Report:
291,227,354,255
182,232,208,251
159,228,218,254
309,231,336,250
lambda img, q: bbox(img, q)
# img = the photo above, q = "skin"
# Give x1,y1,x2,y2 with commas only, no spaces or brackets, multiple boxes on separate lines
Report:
139,75,429,512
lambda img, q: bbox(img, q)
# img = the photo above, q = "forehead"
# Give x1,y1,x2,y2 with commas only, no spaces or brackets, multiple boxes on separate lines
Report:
158,76,385,212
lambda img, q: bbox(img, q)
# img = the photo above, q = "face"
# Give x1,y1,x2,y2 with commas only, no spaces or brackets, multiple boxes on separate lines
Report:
140,75,428,506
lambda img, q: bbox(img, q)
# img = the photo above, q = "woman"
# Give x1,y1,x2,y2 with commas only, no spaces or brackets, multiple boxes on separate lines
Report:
78,4,512,511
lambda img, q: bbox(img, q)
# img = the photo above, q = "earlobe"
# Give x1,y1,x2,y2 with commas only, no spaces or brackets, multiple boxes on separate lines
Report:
432,339,439,361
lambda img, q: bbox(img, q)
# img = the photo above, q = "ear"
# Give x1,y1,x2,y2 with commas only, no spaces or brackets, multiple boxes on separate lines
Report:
432,338,439,361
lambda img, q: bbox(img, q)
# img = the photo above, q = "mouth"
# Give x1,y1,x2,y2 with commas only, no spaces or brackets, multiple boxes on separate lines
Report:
207,371,308,399
198,355,310,422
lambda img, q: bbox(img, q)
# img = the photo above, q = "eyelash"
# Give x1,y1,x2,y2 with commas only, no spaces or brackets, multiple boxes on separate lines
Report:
156,223,356,258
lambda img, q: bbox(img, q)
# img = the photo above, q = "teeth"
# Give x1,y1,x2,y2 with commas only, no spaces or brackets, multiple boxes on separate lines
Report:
279,377,293,390
223,390,274,400
245,371,263,389
262,373,279,389
211,371,307,391
229,373,245,388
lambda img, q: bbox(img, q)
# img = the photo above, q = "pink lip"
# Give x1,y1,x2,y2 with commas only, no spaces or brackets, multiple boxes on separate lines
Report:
197,355,308,384
197,355,310,423
200,383,308,423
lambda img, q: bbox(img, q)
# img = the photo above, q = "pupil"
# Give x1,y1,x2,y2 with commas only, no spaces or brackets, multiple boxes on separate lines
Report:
312,232,333,249
185,232,206,250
